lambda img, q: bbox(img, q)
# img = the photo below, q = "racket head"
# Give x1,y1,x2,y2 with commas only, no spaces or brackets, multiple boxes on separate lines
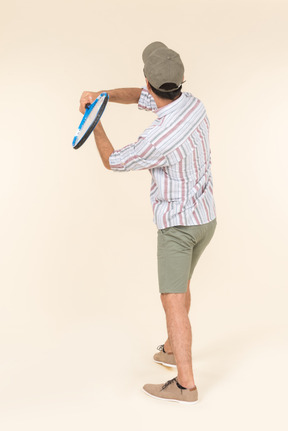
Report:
72,92,109,149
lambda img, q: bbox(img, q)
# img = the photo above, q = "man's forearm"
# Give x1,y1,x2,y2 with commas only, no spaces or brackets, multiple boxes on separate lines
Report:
93,122,114,170
80,88,142,115
108,88,142,104
93,88,142,104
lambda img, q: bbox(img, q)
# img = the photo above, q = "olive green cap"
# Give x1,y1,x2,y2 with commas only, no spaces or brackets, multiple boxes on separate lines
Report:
142,41,184,92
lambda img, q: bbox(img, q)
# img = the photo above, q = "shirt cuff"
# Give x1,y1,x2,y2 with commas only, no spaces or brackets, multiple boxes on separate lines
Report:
109,152,126,171
138,87,157,112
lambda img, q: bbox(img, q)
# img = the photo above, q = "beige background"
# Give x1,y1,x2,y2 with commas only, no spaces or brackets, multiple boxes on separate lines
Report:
0,0,287,429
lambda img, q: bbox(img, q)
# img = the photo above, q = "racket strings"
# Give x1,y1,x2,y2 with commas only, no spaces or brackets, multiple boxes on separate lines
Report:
78,97,105,138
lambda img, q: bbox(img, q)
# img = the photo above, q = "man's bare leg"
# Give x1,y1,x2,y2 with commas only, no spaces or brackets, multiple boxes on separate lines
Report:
163,280,191,353
161,291,195,389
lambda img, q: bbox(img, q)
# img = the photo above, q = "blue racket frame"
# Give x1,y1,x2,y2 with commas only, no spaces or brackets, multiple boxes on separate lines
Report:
72,92,109,149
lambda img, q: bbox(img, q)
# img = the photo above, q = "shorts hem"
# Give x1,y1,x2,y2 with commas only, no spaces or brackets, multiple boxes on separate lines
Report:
159,289,188,294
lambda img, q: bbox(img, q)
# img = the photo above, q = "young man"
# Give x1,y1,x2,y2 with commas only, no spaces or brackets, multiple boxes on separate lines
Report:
79,41,217,404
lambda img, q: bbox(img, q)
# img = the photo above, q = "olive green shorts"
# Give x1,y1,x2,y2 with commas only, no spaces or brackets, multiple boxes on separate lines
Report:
157,218,217,294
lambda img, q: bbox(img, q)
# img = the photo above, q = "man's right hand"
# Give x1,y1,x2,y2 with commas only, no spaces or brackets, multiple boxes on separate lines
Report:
79,91,102,114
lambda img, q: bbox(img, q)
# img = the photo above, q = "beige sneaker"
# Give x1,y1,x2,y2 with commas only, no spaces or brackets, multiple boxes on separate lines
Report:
153,344,177,368
143,377,198,404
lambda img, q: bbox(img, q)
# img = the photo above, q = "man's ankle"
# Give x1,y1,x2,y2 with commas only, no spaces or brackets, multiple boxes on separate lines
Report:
163,342,173,354
177,377,196,390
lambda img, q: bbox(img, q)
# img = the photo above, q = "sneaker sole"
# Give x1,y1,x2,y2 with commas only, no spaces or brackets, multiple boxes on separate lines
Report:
143,388,198,404
153,359,177,368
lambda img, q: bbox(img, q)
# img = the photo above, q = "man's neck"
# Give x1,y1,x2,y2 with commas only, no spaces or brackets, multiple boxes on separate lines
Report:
151,92,181,109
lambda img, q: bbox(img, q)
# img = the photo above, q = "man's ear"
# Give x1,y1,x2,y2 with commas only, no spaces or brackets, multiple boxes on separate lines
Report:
146,78,151,90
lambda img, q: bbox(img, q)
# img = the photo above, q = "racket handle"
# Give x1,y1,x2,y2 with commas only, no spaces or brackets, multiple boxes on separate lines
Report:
85,103,91,109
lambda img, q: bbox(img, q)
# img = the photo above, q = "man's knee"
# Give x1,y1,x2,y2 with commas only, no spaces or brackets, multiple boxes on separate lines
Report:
161,292,187,312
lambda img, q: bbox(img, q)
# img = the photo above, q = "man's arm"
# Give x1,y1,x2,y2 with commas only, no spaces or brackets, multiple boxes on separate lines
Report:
106,88,142,104
92,121,114,170
78,87,147,170
79,88,142,113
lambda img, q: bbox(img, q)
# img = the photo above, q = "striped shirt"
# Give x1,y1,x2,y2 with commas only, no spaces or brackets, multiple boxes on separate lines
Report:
109,87,217,229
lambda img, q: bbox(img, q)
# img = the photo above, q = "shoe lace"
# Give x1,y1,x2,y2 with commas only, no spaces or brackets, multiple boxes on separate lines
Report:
161,377,177,391
157,344,164,352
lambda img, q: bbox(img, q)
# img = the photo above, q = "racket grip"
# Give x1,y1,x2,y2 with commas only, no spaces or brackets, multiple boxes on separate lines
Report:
85,103,91,109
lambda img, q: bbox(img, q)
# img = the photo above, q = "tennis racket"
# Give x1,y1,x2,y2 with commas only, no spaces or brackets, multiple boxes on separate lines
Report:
72,92,109,149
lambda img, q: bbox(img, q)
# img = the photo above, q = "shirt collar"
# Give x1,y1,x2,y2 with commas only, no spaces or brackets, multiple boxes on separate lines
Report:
155,93,185,118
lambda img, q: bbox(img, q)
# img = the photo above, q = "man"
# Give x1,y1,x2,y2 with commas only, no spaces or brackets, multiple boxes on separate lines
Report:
79,41,217,404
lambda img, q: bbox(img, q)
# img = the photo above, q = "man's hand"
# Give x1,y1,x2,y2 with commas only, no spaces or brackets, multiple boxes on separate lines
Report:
79,91,102,114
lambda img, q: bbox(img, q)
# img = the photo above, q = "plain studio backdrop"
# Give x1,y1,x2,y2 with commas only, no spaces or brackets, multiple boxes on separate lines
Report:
0,0,287,430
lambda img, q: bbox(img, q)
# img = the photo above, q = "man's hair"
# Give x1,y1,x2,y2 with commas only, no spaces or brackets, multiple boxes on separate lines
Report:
149,82,182,100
